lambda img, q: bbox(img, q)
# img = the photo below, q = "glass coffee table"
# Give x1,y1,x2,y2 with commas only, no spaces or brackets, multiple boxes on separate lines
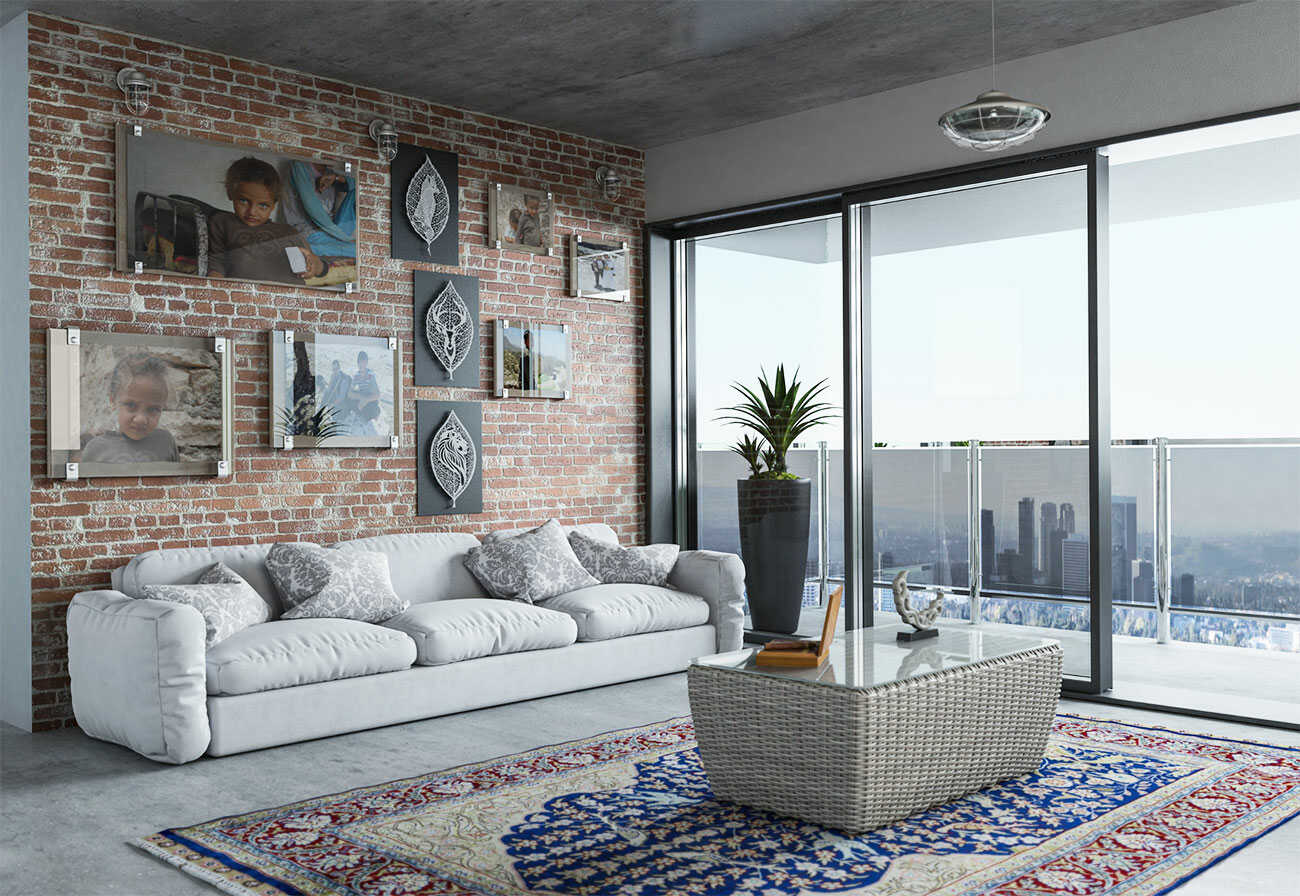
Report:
687,624,1062,833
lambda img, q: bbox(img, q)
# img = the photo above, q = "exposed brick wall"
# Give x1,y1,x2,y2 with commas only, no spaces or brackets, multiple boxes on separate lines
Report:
25,14,646,729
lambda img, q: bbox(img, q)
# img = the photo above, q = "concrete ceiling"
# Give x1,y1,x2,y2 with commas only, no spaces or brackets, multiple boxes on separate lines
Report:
4,0,1247,148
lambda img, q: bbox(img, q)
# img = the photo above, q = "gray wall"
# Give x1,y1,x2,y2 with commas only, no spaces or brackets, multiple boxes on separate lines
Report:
1,12,31,731
646,2,1300,221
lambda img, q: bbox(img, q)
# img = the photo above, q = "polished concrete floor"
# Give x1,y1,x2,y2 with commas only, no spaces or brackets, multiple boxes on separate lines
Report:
2,674,1297,895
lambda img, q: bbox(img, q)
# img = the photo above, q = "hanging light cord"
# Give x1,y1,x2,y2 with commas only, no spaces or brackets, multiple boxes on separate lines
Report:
990,0,997,86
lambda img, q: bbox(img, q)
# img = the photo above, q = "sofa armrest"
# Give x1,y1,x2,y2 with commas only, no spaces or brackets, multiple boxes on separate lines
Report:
668,550,745,652
67,590,210,764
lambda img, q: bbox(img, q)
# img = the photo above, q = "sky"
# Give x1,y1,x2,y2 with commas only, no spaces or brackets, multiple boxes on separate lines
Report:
692,116,1299,536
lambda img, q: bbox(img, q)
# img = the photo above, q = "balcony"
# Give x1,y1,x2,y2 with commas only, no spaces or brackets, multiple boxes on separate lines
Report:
698,438,1300,725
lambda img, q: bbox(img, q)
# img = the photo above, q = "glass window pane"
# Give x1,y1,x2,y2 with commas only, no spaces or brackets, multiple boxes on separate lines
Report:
692,217,844,637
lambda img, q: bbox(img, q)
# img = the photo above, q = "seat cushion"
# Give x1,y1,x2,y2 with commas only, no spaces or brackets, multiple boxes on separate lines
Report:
205,618,417,696
540,584,711,642
382,599,577,666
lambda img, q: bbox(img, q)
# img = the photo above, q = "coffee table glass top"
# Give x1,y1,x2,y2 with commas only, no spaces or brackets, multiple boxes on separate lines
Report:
693,625,1059,691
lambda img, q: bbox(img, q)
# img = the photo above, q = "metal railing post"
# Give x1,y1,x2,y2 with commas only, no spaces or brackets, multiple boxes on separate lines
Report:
1154,437,1172,643
969,439,982,625
818,440,830,606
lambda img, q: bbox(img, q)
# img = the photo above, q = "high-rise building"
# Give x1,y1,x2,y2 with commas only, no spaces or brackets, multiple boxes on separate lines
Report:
998,549,1023,586
980,509,995,580
1179,573,1195,606
1059,503,1076,535
1111,496,1137,602
1135,560,1154,604
1062,536,1090,593
1048,528,1067,588
1018,497,1035,582
879,552,895,571
1039,502,1058,576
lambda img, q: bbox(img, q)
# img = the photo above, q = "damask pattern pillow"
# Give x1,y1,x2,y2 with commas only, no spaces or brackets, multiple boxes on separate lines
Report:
141,563,268,647
265,543,408,623
463,519,599,604
568,532,680,586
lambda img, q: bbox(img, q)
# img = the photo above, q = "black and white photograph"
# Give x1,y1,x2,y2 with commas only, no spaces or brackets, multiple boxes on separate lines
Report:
391,143,458,265
487,181,553,255
416,400,483,516
45,329,234,478
117,125,359,291
414,271,479,388
570,234,629,300
493,319,572,399
269,331,400,449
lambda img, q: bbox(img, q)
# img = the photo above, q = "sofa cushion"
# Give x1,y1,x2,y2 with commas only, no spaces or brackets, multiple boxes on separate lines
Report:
140,562,268,648
205,618,417,696
568,532,679,586
118,543,292,617
382,599,577,666
463,519,598,604
266,543,408,623
335,532,487,604
540,584,711,642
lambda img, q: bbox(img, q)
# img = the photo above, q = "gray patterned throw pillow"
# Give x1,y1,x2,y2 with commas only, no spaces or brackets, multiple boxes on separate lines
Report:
463,519,599,604
266,543,408,623
141,563,268,647
568,532,680,586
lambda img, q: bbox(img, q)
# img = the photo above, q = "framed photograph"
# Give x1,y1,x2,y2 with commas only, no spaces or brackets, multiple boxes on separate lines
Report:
269,331,400,449
570,234,629,301
493,319,572,399
414,271,479,388
487,181,553,255
416,400,483,516
391,142,458,265
46,328,233,479
116,124,360,291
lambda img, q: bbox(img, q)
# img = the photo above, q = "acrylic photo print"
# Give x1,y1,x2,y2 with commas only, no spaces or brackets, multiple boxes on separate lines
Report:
270,331,400,449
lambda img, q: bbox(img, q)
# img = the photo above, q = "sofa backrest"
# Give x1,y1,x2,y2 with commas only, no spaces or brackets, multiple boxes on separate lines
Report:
334,532,486,605
115,543,294,617
483,522,620,545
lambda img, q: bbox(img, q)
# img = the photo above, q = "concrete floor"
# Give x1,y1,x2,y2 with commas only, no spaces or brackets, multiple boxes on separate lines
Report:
2,674,1297,896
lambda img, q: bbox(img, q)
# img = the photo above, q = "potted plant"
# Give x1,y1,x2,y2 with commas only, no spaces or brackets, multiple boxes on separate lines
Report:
718,366,837,634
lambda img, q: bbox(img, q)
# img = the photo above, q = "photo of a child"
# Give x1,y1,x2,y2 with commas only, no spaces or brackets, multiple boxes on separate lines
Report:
77,344,224,466
120,126,359,291
208,157,325,285
488,182,553,255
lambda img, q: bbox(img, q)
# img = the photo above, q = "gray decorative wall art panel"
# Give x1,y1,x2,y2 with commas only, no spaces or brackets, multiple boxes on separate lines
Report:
414,272,479,388
390,143,458,265
416,400,483,516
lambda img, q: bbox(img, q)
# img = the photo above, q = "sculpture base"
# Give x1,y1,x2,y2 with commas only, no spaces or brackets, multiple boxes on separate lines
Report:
897,628,939,642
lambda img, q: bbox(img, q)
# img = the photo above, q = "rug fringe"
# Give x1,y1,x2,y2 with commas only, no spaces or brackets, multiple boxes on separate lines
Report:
129,836,260,896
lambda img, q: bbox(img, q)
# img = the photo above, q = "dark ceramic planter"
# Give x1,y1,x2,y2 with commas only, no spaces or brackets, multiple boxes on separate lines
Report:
736,477,811,634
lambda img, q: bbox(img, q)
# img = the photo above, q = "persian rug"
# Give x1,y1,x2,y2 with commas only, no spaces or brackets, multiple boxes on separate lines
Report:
134,713,1300,896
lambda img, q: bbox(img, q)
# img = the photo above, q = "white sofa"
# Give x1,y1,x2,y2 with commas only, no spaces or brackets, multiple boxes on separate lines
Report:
66,524,745,764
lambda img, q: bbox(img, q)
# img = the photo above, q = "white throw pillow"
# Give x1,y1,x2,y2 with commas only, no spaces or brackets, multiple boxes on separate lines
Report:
140,562,268,647
463,519,599,604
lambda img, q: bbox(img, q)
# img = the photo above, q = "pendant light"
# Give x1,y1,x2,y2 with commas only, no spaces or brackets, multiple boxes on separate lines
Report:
938,0,1051,151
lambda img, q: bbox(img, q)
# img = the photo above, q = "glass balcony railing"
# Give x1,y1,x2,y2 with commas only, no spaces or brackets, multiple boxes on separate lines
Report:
696,438,1300,654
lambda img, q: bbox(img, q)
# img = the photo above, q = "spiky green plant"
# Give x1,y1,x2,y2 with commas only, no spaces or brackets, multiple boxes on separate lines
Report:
717,365,838,479
276,402,347,442
729,433,765,478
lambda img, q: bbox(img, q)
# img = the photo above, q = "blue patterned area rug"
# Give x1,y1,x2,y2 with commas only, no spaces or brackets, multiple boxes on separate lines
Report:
134,714,1300,895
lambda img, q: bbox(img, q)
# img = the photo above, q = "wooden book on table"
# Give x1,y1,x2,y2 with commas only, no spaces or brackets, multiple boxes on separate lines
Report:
754,586,842,668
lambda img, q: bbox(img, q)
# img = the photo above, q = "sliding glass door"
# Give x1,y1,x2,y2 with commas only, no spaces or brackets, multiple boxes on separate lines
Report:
845,152,1111,691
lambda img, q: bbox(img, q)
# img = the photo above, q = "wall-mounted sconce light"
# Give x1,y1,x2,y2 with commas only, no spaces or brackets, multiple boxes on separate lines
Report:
116,67,153,116
594,165,623,202
369,119,399,163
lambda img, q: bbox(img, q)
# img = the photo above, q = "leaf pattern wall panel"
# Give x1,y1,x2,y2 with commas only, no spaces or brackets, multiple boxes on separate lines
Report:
413,272,480,388
390,143,459,265
416,400,483,516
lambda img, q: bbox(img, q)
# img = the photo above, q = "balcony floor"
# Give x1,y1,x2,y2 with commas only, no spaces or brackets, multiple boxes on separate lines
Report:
750,604,1300,727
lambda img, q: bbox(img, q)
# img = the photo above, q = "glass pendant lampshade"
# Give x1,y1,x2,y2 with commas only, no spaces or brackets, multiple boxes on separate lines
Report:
938,90,1051,151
